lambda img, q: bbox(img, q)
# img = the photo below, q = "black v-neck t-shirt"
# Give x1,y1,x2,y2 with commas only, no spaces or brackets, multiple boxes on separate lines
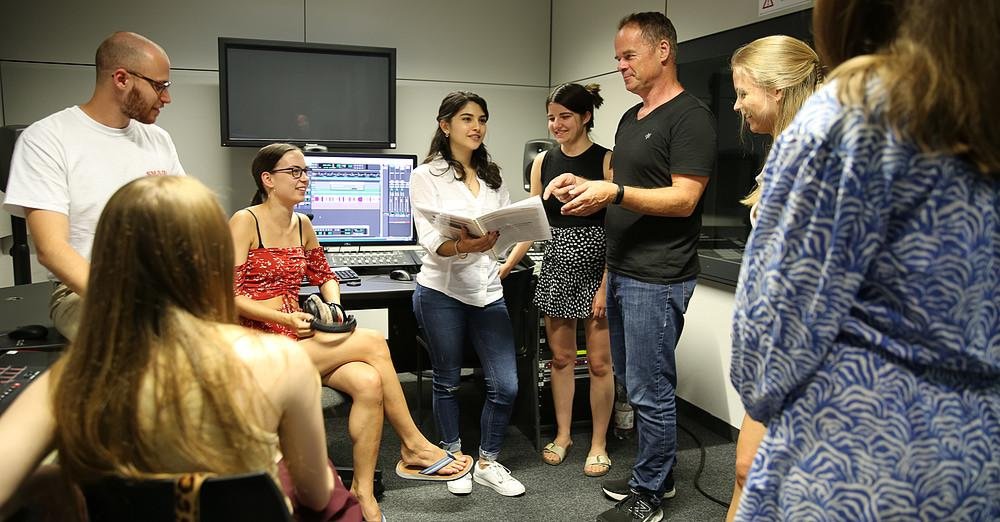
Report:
606,91,716,284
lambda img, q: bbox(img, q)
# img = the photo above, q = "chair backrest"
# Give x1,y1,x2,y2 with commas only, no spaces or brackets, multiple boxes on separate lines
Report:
2,125,32,285
0,125,27,192
81,471,292,522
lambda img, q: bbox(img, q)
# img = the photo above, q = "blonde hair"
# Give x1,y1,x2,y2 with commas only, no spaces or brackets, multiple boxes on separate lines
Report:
732,35,822,207
820,0,999,176
52,176,275,480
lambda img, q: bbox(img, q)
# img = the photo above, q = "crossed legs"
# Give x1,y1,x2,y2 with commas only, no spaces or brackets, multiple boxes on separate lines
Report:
299,327,470,520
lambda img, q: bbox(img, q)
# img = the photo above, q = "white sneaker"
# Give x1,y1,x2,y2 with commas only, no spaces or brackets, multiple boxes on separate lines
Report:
446,472,472,495
473,461,525,497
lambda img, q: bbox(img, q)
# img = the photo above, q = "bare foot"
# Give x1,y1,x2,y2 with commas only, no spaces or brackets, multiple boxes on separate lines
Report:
351,487,381,522
541,436,572,465
400,445,472,475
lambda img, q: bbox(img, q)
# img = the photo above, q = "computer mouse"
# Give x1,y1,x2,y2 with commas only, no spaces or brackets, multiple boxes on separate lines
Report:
389,269,413,282
8,324,49,341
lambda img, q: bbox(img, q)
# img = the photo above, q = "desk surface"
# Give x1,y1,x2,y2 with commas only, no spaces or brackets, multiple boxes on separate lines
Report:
302,274,416,310
1,282,55,328
1,282,65,351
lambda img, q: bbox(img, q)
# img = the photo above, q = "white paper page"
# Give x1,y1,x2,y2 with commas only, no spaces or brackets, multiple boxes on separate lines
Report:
476,196,552,257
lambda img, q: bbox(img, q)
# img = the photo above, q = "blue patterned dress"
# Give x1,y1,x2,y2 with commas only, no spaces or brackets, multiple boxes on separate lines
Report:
731,81,1000,521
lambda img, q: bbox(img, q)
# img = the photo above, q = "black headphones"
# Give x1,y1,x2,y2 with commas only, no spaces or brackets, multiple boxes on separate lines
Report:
302,294,357,334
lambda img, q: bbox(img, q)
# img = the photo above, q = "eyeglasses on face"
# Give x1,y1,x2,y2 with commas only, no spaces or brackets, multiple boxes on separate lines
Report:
269,166,312,180
126,70,172,95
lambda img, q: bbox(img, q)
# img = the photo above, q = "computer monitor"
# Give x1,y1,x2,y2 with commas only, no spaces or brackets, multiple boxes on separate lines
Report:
296,152,418,247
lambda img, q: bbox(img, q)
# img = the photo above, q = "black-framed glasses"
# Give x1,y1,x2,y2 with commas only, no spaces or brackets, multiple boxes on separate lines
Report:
126,70,171,95
269,166,312,179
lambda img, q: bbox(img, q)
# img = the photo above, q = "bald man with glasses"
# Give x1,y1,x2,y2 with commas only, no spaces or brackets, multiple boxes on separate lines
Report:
2,31,184,340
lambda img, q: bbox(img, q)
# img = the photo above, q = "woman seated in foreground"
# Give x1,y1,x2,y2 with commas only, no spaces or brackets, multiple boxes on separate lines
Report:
230,143,473,521
0,176,361,521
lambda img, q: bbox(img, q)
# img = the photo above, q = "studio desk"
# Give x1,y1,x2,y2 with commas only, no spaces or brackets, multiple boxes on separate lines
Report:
1,268,543,446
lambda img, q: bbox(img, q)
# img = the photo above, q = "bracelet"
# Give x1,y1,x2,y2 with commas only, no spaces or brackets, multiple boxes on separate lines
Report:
455,239,469,259
613,183,625,205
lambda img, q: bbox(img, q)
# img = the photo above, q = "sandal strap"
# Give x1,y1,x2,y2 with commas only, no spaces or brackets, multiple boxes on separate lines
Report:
542,442,568,460
419,451,457,475
585,454,611,466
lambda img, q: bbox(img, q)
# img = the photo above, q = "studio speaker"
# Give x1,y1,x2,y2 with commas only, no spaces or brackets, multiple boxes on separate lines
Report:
522,138,557,192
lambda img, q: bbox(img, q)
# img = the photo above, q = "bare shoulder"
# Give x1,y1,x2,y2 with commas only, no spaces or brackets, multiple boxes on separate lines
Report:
225,325,288,361
229,208,259,250
295,212,320,245
229,207,257,228
224,326,315,384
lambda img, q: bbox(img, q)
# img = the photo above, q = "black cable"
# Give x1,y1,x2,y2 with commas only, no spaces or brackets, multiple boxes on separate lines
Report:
678,422,731,509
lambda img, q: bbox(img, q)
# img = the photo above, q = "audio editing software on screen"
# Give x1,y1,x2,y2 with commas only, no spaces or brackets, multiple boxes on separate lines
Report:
297,155,415,245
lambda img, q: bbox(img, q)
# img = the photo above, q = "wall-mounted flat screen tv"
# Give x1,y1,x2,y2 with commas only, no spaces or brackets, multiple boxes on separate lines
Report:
218,37,396,149
679,8,813,239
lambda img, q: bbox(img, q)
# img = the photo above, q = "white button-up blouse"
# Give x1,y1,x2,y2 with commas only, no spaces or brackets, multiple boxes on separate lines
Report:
410,158,509,307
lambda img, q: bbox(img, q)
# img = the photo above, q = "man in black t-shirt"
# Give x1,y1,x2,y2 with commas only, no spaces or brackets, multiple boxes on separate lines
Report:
544,12,716,522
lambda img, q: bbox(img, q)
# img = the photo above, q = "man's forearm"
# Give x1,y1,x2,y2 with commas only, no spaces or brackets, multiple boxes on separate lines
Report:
35,243,89,296
26,210,89,295
618,185,700,217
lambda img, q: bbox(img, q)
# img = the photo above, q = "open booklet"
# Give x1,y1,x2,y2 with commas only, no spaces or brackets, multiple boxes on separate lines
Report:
415,196,552,258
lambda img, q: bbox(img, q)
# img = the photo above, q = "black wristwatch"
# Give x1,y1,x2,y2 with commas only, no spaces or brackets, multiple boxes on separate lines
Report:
612,183,625,205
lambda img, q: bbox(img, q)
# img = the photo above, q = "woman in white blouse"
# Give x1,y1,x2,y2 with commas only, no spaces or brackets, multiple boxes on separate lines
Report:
409,91,526,498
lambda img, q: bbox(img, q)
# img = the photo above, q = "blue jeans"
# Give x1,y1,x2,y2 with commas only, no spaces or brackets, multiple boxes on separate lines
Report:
606,272,696,497
412,284,518,460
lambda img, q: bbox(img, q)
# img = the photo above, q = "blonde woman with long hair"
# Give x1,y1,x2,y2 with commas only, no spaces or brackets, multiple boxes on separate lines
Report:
725,34,821,521
732,35,822,224
0,176,361,521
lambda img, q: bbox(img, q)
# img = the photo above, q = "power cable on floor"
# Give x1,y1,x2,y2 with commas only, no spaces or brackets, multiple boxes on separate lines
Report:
678,422,731,509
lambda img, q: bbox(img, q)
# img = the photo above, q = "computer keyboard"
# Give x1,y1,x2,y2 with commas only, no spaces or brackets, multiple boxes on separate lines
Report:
325,250,420,270
0,362,45,415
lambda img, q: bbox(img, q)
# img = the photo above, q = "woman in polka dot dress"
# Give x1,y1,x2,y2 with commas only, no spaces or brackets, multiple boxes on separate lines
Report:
509,83,614,477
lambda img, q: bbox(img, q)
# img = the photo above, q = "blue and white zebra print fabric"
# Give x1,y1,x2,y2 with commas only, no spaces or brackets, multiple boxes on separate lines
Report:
730,80,1000,521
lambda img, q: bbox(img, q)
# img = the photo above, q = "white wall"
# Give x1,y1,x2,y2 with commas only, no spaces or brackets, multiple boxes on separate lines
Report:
550,0,666,151
668,0,812,43
0,0,550,287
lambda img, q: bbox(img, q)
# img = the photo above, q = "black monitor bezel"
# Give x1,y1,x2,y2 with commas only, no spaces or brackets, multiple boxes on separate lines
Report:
218,37,397,150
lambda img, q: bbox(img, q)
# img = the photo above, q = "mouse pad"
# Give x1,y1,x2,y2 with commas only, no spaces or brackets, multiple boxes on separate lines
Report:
1,328,66,352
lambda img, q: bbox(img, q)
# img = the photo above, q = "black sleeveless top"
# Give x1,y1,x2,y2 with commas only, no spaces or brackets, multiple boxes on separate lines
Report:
540,143,609,227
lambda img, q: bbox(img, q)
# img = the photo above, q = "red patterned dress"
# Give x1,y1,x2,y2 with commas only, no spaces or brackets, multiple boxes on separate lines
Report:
234,212,338,339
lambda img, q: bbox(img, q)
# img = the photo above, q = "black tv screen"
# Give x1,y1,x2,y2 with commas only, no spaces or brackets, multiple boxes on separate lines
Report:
218,38,396,149
677,9,813,284
679,9,813,238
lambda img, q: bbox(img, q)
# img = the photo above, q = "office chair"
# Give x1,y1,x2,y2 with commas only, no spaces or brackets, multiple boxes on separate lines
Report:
1,125,31,285
81,471,292,522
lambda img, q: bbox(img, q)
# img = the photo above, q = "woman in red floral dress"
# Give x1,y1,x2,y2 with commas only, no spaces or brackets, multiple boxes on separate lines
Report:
230,143,472,522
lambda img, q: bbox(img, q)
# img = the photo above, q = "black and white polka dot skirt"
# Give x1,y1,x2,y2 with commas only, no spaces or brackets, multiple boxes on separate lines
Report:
532,225,606,319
